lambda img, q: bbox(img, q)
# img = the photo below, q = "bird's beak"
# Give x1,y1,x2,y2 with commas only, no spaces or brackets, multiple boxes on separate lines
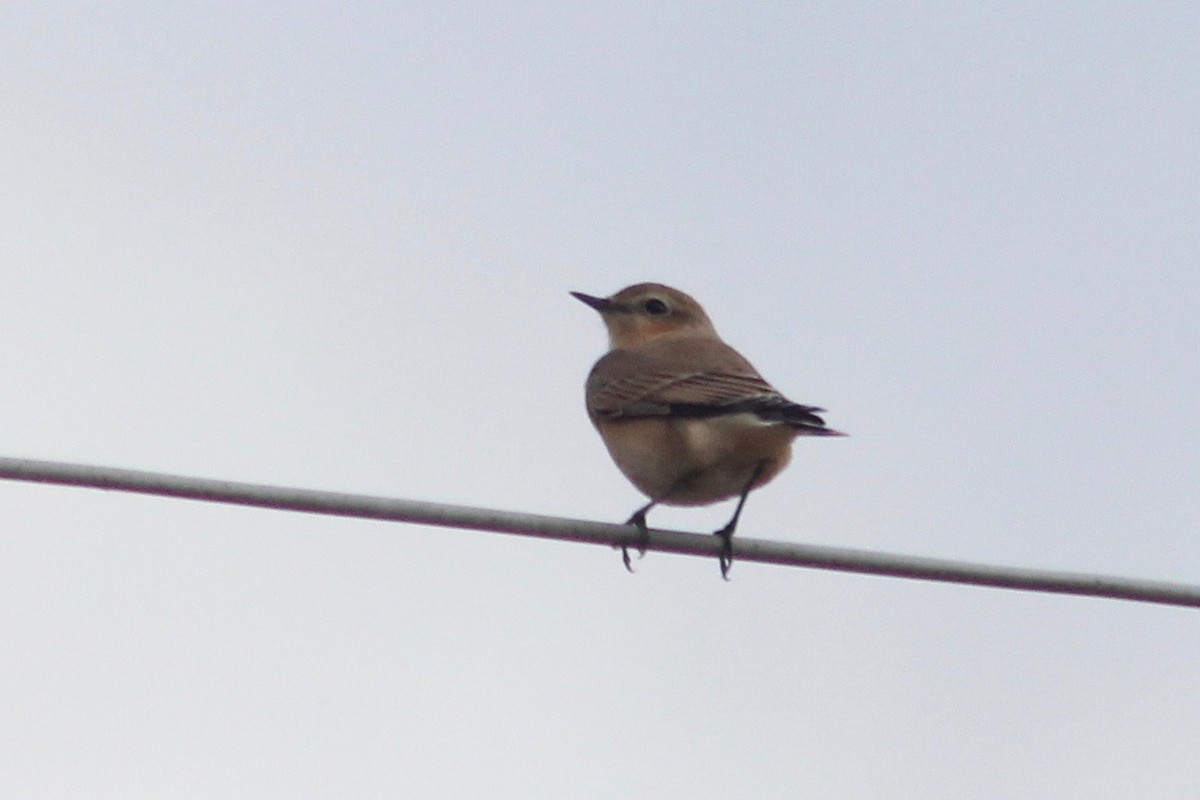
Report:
570,291,618,313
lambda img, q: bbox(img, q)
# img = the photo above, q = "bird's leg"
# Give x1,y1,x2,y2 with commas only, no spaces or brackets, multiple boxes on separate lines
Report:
713,461,769,580
622,500,657,572
619,471,705,572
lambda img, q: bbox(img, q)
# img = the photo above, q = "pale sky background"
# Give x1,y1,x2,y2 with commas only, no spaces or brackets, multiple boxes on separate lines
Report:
2,4,1199,798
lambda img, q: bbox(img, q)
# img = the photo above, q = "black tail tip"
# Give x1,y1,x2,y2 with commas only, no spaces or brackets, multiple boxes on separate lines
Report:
802,426,848,437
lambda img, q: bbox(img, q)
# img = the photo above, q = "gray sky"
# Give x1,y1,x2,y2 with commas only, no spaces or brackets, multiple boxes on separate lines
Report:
3,4,1199,797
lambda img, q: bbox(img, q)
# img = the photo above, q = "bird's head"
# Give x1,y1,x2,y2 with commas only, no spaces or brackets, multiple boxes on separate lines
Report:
570,283,717,349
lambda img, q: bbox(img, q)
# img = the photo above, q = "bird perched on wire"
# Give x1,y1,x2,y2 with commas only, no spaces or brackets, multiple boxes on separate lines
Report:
572,282,844,578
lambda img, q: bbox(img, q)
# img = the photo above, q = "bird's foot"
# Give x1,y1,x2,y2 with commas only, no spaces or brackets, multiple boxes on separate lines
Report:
621,510,652,572
714,525,735,581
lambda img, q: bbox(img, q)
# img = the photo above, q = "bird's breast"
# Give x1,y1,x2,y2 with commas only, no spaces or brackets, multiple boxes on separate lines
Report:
595,414,794,506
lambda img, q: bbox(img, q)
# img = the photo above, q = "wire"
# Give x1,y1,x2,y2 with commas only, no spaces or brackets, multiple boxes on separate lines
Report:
1,455,1196,608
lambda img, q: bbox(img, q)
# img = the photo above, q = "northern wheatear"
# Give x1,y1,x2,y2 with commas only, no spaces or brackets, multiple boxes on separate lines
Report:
572,282,843,578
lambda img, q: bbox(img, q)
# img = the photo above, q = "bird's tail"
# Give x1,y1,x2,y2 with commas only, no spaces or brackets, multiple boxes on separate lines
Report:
779,403,846,437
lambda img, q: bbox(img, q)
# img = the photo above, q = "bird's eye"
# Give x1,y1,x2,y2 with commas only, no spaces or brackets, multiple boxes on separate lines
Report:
644,298,669,315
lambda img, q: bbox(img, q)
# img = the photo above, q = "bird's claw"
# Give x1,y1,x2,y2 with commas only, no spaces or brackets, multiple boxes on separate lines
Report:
621,545,637,572
621,511,651,573
714,526,734,581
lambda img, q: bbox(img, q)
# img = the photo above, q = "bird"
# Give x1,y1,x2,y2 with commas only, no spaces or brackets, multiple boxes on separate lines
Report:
571,282,843,578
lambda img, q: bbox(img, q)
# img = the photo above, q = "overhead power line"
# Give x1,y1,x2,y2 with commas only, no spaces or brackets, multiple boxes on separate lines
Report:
0,456,1196,609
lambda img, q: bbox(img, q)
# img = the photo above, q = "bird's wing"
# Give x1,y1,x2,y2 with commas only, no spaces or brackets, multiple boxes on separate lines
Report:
586,347,838,433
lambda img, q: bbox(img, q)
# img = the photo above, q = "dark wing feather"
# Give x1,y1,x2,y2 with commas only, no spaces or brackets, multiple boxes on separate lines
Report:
586,349,842,435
